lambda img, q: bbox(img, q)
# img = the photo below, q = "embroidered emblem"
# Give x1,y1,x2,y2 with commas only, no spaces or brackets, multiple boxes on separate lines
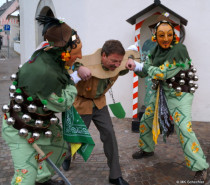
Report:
140,124,146,134
15,169,28,185
138,139,144,147
145,106,153,116
187,122,192,132
180,133,184,144
159,64,165,70
191,142,199,153
185,156,191,167
175,92,183,96
174,112,181,123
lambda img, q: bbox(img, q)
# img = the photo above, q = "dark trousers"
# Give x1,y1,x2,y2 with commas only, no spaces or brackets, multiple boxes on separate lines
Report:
81,105,122,179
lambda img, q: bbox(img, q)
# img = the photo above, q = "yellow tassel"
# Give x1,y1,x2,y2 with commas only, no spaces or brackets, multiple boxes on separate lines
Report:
152,85,160,144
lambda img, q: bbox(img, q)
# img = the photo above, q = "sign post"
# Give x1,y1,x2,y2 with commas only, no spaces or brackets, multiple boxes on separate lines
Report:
4,24,10,58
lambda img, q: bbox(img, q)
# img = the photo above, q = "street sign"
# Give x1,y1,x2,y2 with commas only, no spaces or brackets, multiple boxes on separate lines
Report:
4,24,10,31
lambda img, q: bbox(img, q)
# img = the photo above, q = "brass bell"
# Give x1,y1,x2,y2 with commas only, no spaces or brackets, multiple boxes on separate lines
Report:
27,104,37,113
2,104,10,113
43,105,48,111
9,84,16,93
188,80,194,86
32,132,40,140
35,120,44,127
187,71,194,78
50,117,58,124
180,73,185,78
176,87,182,93
194,84,198,89
193,75,198,81
15,95,24,104
45,130,53,138
9,92,15,100
19,128,29,137
22,114,31,123
151,84,157,90
190,63,194,68
192,68,197,73
190,87,196,93
170,77,175,82
18,64,23,69
13,104,21,112
7,117,15,125
179,79,185,85
10,74,17,81
168,83,173,88
152,79,159,84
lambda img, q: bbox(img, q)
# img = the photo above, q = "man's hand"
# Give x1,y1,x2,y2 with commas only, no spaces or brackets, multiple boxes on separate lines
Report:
77,66,92,81
125,58,136,71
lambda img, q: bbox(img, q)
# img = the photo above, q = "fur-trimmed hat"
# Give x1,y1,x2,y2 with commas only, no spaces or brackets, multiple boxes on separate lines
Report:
36,15,72,47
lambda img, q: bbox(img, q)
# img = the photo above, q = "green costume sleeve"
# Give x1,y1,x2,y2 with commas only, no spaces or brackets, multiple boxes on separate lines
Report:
148,58,191,81
134,58,152,78
119,69,129,76
37,84,77,112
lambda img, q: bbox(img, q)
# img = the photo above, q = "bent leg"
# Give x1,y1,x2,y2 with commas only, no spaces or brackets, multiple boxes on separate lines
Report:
9,143,39,185
169,94,209,171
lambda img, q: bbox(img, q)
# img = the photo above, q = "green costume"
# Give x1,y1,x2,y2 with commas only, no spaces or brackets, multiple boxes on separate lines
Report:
135,42,209,171
2,42,77,185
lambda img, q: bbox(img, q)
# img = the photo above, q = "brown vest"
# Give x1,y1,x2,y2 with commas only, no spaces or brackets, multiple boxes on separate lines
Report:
74,75,118,114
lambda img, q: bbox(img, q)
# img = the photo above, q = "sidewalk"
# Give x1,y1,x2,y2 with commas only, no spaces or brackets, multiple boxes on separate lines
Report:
0,52,209,185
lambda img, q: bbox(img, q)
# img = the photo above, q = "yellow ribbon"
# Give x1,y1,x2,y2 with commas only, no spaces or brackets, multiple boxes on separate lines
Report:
152,85,160,144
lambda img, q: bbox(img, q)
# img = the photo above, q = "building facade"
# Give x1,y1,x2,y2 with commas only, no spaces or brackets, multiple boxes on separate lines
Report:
19,0,210,122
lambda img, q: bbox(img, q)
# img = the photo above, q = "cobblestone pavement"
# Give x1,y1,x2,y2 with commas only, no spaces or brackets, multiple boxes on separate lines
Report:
0,51,210,185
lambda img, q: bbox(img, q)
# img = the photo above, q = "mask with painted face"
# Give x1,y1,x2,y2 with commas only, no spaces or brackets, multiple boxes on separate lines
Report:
156,23,174,49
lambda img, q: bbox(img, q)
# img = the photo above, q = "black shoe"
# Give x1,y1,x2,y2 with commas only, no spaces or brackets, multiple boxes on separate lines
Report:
35,179,65,185
109,177,129,185
62,158,71,171
192,169,208,184
132,149,154,159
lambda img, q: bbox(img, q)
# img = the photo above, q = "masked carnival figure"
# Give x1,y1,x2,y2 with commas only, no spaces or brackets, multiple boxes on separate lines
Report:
1,15,83,185
126,12,209,183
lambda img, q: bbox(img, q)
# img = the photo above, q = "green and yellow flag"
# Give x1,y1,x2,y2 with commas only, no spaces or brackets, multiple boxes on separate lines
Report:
62,106,95,161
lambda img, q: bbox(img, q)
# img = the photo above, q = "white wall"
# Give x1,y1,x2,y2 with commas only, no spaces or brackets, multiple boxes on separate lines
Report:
14,40,20,53
20,0,210,122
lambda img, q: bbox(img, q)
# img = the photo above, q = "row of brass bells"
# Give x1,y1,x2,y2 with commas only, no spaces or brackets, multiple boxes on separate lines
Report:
18,128,52,138
175,86,196,93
